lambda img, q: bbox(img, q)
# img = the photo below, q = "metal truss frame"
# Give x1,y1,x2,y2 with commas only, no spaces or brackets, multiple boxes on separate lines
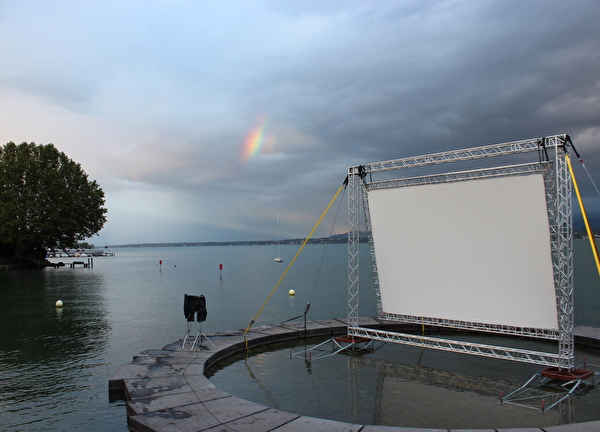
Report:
347,165,363,330
364,162,550,191
349,327,564,367
347,134,574,369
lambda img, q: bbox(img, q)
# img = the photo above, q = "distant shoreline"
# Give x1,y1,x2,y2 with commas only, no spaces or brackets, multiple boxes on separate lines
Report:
109,234,368,249
107,228,596,249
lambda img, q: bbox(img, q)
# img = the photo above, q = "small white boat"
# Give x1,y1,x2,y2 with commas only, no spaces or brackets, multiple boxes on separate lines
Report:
275,212,283,263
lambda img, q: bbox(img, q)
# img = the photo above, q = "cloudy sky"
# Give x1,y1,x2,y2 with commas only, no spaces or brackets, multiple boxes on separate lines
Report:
1,0,599,246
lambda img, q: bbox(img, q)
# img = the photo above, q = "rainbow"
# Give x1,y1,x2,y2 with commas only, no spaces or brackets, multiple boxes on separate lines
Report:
242,115,268,163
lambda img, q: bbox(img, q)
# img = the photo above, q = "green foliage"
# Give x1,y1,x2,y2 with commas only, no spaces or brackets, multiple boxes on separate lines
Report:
76,242,95,250
0,142,107,259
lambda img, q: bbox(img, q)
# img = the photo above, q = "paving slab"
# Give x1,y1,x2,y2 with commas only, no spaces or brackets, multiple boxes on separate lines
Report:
312,318,347,333
126,366,225,399
125,376,191,400
143,362,196,378
271,415,362,431
496,429,545,432
202,395,270,424
202,341,247,369
278,320,337,338
202,408,300,432
362,426,447,431
450,430,495,432
128,391,205,416
112,320,600,432
109,364,156,392
249,324,303,343
335,316,383,328
544,422,600,432
132,354,208,366
128,402,221,432
203,334,246,347
183,375,226,396
243,330,279,349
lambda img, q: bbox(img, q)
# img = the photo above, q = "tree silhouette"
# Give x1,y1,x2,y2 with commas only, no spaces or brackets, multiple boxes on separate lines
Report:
0,142,107,260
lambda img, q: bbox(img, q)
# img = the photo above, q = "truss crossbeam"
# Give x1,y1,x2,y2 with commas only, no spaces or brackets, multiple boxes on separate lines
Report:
379,313,559,340
366,162,550,191
349,327,563,367
355,135,566,175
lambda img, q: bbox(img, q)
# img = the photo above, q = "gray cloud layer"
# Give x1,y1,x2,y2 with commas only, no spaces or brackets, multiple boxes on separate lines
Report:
1,0,599,244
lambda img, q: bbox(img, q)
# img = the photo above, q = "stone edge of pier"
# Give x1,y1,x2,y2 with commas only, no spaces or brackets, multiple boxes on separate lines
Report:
109,320,600,432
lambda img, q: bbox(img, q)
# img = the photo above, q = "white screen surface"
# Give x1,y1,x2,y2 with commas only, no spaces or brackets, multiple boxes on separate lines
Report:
368,174,558,330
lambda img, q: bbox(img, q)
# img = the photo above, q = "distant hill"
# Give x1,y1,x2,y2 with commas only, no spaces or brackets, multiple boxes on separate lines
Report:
110,217,600,249
573,212,600,238
112,232,370,248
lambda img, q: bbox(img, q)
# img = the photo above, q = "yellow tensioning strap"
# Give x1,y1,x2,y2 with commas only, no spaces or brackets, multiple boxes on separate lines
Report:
566,154,600,276
243,183,345,343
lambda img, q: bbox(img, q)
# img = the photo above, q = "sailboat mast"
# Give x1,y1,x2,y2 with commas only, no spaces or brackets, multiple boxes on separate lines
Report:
275,212,283,262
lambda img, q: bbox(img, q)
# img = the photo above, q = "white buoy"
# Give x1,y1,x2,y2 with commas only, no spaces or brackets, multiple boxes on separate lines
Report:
288,289,295,296
55,300,64,307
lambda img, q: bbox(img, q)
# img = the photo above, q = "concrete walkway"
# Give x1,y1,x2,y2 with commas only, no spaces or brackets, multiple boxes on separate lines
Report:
109,319,600,432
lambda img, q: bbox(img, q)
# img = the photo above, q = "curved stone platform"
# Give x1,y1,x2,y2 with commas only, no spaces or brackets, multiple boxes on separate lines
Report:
109,319,600,432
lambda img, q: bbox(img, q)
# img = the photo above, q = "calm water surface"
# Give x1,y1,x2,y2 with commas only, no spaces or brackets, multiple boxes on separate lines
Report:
0,243,372,431
0,241,598,430
207,241,600,429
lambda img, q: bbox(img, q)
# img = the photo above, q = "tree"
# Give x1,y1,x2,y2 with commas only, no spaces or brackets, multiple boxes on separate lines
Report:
0,142,107,260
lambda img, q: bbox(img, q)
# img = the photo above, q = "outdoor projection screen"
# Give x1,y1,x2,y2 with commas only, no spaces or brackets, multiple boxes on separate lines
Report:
367,174,559,330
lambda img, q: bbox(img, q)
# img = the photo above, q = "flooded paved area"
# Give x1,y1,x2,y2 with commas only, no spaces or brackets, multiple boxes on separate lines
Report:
110,319,600,432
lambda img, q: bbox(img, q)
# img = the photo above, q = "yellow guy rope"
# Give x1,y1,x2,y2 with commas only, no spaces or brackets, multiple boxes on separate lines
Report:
243,183,346,348
566,154,600,276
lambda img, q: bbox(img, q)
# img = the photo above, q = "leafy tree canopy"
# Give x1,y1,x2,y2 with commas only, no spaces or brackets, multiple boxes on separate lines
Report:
0,142,107,259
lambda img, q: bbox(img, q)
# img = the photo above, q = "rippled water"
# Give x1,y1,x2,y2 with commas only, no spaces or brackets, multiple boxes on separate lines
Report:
206,239,600,429
207,334,600,429
0,243,373,431
0,241,598,430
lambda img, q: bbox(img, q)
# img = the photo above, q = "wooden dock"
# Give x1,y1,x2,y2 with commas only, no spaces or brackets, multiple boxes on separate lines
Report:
46,258,94,268
69,260,92,268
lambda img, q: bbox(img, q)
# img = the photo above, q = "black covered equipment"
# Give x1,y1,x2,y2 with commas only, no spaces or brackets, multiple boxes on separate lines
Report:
184,294,207,322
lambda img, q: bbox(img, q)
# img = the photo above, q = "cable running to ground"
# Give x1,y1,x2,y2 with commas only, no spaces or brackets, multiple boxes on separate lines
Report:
243,181,346,344
566,154,600,276
308,186,347,306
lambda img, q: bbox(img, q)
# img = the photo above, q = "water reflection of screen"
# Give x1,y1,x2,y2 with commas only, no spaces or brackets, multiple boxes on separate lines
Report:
367,174,558,330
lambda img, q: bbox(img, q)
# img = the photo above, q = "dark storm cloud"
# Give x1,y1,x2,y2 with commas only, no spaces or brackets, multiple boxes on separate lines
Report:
0,0,598,244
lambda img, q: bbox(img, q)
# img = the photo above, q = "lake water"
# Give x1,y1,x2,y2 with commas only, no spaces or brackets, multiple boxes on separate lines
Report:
0,243,375,431
0,241,598,431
